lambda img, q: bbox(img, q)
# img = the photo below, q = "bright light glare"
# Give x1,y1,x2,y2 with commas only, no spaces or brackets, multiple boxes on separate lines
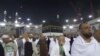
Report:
27,18,30,21
15,20,18,24
35,25,38,29
73,19,77,22
42,20,46,23
29,22,32,25
97,19,100,22
15,24,21,27
69,25,74,29
0,22,6,26
26,25,30,28
88,15,93,18
3,19,7,22
66,19,69,23
18,17,22,20
80,17,83,20
63,26,67,29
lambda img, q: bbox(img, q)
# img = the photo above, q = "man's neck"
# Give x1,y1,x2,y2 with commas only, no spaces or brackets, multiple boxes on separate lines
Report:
80,34,92,43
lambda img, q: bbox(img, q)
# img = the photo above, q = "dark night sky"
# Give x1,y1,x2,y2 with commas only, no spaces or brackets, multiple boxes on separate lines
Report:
0,0,100,24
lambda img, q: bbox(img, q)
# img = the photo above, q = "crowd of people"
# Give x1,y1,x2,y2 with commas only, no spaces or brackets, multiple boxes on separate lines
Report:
0,23,100,56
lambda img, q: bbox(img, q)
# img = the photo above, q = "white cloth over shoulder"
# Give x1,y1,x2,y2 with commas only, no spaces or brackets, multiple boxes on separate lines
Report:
50,42,70,56
34,39,39,45
71,35,100,56
14,39,19,56
49,38,58,55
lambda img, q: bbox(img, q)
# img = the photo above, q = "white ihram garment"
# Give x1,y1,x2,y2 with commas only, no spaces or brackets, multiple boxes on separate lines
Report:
50,42,70,56
49,39,57,55
71,35,100,56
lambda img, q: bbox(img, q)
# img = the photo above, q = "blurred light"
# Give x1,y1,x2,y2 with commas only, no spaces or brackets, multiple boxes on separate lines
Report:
29,22,32,25
0,22,6,26
3,19,7,22
9,16,12,19
63,26,67,29
65,19,69,23
26,25,30,28
16,12,18,16
69,25,74,29
42,20,46,23
20,5,23,8
80,17,83,20
21,22,24,24
73,19,77,22
35,25,38,29
18,17,22,20
97,19,100,22
4,10,7,15
27,18,30,21
88,15,93,18
15,24,21,27
15,20,18,24
57,14,60,19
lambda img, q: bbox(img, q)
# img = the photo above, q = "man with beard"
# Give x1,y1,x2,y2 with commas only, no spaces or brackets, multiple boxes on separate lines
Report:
71,23,99,56
50,35,70,56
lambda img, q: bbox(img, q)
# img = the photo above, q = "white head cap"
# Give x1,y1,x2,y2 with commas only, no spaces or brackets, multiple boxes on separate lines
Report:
2,35,9,38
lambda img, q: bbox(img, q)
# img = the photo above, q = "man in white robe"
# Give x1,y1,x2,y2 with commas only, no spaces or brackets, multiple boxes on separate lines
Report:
94,29,100,45
49,36,58,55
94,29,100,56
14,38,19,56
50,35,70,56
2,35,17,56
71,23,100,56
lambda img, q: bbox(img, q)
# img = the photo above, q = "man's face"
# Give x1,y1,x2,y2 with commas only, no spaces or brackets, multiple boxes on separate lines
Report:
80,24,92,38
94,30,100,42
58,36,65,46
3,38,9,43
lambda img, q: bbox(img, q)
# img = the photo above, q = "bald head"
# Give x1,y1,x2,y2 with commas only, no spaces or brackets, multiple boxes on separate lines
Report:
94,29,100,42
79,23,91,30
58,35,65,46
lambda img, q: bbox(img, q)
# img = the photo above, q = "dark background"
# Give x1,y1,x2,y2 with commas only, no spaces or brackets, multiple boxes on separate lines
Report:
0,0,100,24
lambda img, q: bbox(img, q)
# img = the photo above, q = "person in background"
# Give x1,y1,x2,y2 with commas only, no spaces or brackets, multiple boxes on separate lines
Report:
2,34,17,56
21,33,33,56
49,36,57,55
64,34,71,54
64,34,70,42
34,34,40,45
46,36,50,51
69,36,74,54
10,35,19,56
50,35,70,56
38,35,48,56
94,29,100,56
94,29,100,44
71,23,99,56
16,35,24,56
32,40,39,56
0,42,5,56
